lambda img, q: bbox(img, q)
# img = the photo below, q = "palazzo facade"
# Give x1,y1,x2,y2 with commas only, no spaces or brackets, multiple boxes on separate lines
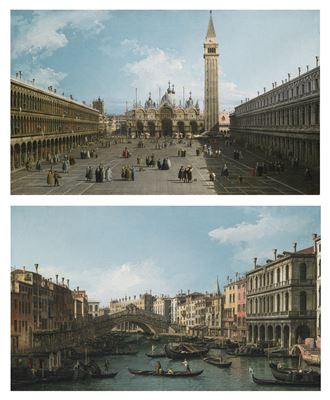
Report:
121,84,204,137
246,245,317,348
230,66,320,169
11,78,101,170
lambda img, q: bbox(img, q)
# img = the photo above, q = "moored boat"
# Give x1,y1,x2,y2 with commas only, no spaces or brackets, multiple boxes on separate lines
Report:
250,368,320,387
128,368,203,377
269,361,320,384
203,357,232,368
164,343,209,360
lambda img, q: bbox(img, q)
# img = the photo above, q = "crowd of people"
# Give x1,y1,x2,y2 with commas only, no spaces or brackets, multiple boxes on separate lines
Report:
121,165,135,181
92,165,113,182
80,149,98,159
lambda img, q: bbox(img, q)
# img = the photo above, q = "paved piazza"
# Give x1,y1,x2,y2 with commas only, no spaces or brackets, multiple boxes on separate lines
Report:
11,137,317,195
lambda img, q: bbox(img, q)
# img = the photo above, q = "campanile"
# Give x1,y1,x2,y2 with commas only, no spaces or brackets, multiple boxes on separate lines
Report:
204,11,219,132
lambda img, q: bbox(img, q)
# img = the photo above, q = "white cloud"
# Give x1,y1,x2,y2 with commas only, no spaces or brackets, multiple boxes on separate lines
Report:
12,11,111,58
13,65,67,91
122,39,203,107
40,260,171,306
208,212,311,266
121,38,250,112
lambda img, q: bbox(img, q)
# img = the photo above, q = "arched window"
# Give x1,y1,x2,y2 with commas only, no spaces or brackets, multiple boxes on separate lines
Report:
299,263,307,281
277,268,281,283
276,294,281,312
285,292,289,311
300,291,307,312
285,265,289,281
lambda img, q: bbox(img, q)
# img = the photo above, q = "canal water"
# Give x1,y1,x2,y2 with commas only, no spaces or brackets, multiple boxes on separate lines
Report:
25,343,319,391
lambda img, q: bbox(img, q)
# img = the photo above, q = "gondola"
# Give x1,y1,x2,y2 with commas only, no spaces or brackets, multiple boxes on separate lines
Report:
164,343,209,360
145,352,167,358
128,368,204,377
203,357,232,368
250,371,320,387
269,361,320,384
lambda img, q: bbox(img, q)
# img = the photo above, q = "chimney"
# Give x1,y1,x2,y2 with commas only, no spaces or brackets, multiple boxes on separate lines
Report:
316,56,319,67
288,73,291,81
67,279,70,288
273,249,277,260
23,266,25,272
35,263,39,274
56,274,58,284
253,257,257,269
264,87,266,93
62,277,65,285
306,65,309,72
77,286,79,292
188,289,190,295
298,67,301,76
293,242,297,253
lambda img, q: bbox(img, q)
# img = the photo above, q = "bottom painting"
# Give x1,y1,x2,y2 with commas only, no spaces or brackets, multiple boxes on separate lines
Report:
10,206,321,391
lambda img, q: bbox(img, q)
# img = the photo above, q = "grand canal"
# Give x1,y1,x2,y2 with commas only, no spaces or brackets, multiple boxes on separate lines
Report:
20,342,320,391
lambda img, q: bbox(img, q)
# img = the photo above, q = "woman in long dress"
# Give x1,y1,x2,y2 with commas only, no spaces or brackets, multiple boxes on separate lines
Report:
47,170,54,186
106,167,112,182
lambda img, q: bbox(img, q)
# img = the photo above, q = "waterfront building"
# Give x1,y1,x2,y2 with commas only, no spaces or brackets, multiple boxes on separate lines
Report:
236,277,247,341
313,234,321,339
204,11,219,133
153,296,171,322
223,281,237,339
72,288,89,319
171,292,187,324
230,63,320,170
120,84,204,137
246,242,317,348
88,301,100,318
205,293,223,336
222,275,247,340
11,77,101,170
11,265,73,353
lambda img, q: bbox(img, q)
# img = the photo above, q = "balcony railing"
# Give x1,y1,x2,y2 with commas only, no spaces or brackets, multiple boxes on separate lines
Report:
247,279,315,295
246,309,316,319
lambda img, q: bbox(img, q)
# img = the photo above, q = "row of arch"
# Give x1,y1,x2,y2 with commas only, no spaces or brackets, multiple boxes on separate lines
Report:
11,133,97,170
233,102,320,129
247,323,311,347
119,119,203,136
11,114,99,137
11,87,99,121
237,74,319,113
247,291,308,315
248,263,307,292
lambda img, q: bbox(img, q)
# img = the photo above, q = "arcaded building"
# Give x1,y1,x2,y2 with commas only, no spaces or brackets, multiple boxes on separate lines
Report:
230,64,320,169
11,77,101,170
121,84,204,137
246,243,317,348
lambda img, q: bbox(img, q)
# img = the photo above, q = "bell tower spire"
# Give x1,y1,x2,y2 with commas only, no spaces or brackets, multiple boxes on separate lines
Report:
204,10,219,133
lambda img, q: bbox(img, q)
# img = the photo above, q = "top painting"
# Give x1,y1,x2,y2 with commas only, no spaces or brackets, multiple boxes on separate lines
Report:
10,10,320,195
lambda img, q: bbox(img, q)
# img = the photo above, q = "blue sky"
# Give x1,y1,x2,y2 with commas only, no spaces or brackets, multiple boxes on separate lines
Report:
11,206,320,306
11,10,319,114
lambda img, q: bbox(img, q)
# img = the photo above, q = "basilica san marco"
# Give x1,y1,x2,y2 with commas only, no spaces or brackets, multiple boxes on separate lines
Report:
119,82,205,137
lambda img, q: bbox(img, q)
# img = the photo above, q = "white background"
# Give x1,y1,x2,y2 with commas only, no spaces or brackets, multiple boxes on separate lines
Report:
0,0,328,399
